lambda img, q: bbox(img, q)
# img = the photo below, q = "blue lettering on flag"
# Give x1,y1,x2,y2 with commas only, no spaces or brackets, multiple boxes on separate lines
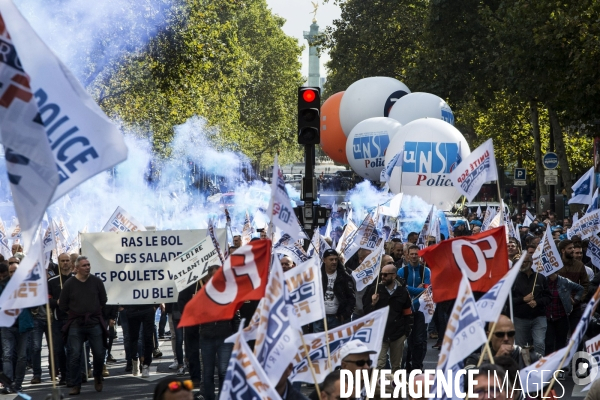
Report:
460,158,490,192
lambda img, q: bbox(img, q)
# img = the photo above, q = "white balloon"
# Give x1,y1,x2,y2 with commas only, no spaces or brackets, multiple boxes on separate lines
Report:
339,77,410,137
385,118,470,210
345,117,402,181
388,92,454,126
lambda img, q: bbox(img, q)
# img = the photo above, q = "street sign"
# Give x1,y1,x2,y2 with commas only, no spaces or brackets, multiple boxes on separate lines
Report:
514,168,527,180
544,170,558,176
544,175,558,185
543,153,559,169
514,180,527,186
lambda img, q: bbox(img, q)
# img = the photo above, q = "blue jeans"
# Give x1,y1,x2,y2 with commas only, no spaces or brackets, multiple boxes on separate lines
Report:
312,315,341,333
185,326,201,382
1,326,30,388
52,319,68,380
200,337,233,400
32,317,48,378
514,316,547,356
406,311,427,370
67,324,105,387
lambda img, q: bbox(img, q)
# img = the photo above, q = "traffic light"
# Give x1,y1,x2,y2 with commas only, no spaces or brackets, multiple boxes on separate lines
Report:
298,87,320,145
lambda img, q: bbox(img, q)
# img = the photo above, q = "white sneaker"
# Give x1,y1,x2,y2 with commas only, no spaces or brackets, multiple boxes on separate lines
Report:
141,365,150,378
169,360,178,369
132,359,140,376
177,366,185,376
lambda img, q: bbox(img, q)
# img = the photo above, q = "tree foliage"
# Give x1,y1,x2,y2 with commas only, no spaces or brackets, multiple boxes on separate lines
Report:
92,0,304,166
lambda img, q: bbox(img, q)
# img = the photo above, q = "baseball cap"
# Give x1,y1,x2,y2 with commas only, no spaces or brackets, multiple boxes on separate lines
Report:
323,249,338,259
339,340,377,361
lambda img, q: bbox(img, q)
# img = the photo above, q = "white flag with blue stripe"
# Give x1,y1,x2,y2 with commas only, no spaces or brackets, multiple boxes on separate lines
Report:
568,167,594,205
587,187,600,214
448,138,498,203
380,148,403,182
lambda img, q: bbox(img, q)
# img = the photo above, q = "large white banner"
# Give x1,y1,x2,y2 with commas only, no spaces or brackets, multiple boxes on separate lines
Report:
289,307,388,383
82,229,226,304
167,236,221,292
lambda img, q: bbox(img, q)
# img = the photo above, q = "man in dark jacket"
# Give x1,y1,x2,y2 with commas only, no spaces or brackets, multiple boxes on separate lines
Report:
313,249,355,333
48,253,74,385
363,264,413,373
511,255,551,356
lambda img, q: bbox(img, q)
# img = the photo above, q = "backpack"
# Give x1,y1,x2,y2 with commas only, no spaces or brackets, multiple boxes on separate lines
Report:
403,265,424,286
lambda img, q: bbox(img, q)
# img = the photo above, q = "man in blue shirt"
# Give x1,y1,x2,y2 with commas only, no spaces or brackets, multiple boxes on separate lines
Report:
397,245,431,372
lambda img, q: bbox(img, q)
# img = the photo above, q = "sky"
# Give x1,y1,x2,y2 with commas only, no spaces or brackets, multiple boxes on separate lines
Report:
266,0,341,81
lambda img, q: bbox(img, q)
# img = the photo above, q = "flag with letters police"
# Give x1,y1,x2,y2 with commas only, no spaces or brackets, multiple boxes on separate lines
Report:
220,324,282,400
0,0,128,206
448,138,498,203
351,240,384,291
252,257,302,386
284,256,325,326
587,234,600,268
102,206,146,232
268,155,304,241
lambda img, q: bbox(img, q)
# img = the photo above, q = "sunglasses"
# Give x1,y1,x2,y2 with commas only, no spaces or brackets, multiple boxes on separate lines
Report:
344,359,373,367
380,273,395,277
493,330,516,339
167,380,193,392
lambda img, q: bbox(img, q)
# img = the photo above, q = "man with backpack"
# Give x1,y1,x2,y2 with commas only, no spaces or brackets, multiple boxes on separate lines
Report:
397,245,431,373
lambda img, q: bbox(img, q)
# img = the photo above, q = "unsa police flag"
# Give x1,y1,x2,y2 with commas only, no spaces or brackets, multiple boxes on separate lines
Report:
448,138,498,203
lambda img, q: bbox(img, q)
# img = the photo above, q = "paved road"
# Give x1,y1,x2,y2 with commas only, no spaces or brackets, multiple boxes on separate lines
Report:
4,328,586,399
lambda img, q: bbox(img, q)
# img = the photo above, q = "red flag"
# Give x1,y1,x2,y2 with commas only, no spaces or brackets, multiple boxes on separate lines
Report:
419,226,509,303
179,240,271,327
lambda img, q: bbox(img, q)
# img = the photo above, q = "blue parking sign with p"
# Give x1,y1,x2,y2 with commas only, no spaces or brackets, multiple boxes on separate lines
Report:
514,168,526,180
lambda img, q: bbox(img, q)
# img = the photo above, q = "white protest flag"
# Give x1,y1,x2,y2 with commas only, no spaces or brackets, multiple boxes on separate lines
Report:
481,206,496,231
448,138,498,203
343,214,377,261
429,273,488,400
0,218,11,261
351,240,385,291
0,1,128,202
523,213,533,228
102,206,146,232
519,286,600,395
476,205,482,218
335,219,358,254
380,148,403,183
526,209,535,221
241,210,253,245
220,324,282,400
476,254,523,322
307,227,330,259
41,224,55,254
253,257,302,386
488,208,502,229
0,14,58,251
268,154,304,241
207,218,225,265
587,234,600,268
445,217,454,239
568,209,600,240
531,225,563,277
583,333,600,391
380,193,403,217
587,187,600,214
324,216,332,239
418,285,435,324
573,212,579,224
429,217,441,244
167,236,220,292
273,233,310,265
568,167,594,205
289,307,388,383
51,219,65,254
285,256,325,326
0,236,47,326
416,205,434,248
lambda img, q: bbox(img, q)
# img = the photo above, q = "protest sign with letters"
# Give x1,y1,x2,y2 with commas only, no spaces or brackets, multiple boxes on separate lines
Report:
102,206,146,232
568,209,600,239
531,226,563,276
289,307,388,383
167,236,221,292
82,229,226,304
284,257,325,326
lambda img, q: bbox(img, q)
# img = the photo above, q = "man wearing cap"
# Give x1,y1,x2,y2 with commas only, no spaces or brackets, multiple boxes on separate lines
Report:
339,340,377,399
314,249,355,332
363,264,413,373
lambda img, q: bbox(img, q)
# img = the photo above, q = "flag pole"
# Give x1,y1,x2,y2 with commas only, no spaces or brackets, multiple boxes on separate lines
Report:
477,321,497,366
322,317,332,370
531,271,539,295
300,334,322,400
543,339,577,398
45,300,59,392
